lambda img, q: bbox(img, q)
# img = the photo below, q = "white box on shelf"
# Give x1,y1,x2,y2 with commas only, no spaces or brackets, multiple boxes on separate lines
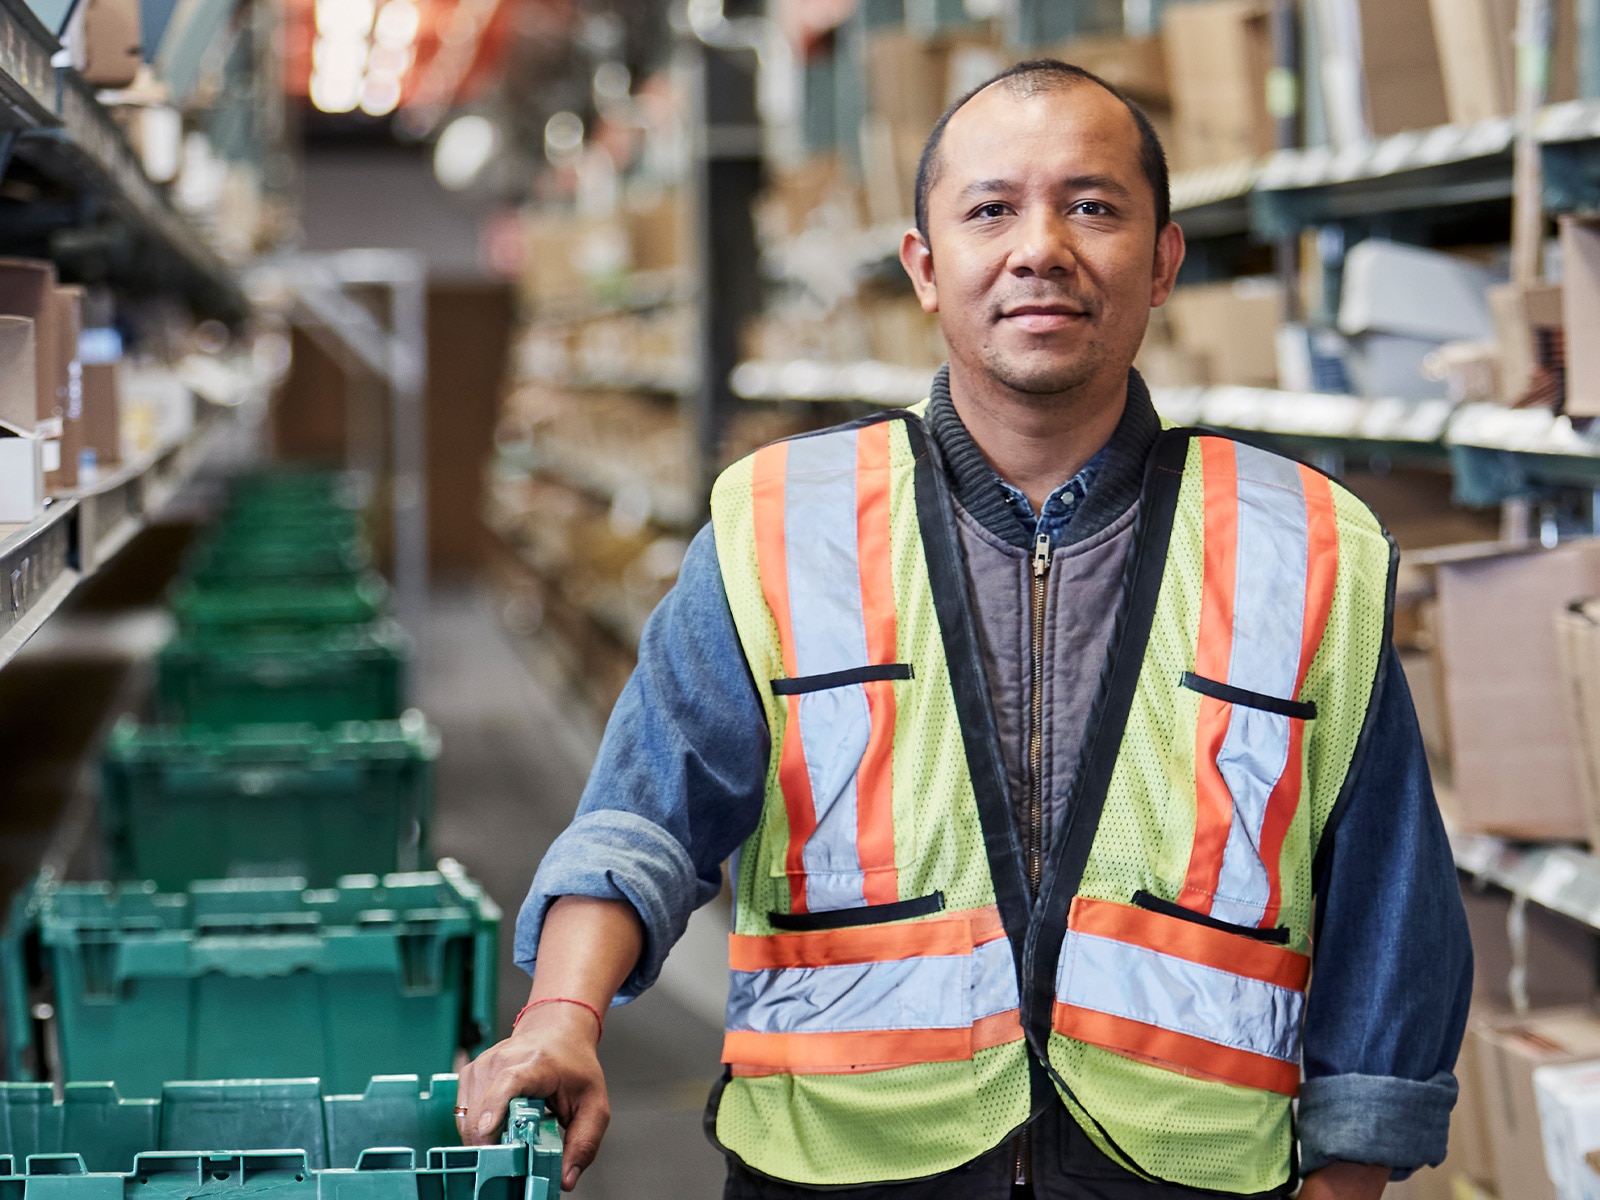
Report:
1339,238,1498,342
1535,1058,1600,1199
0,420,44,524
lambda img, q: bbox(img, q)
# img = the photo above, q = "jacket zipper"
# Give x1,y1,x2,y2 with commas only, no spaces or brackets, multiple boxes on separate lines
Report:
1028,530,1050,896
1016,529,1051,1188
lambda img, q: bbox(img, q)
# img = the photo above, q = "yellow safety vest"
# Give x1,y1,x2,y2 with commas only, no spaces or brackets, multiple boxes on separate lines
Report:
706,409,1394,1193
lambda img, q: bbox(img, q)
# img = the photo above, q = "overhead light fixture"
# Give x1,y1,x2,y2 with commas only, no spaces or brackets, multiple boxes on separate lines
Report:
360,75,404,117
434,113,498,190
310,71,362,113
593,62,630,106
313,36,368,78
374,0,421,48
316,0,374,39
544,110,584,165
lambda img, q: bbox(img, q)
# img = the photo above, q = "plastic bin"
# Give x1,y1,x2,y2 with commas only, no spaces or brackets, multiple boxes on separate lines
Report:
100,713,436,888
0,1077,559,1198
1,862,498,1097
183,536,373,584
169,574,390,636
156,621,409,726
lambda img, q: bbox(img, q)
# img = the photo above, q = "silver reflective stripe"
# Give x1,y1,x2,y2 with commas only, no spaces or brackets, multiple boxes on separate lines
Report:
782,431,869,912
1212,443,1308,926
1056,929,1303,1064
727,937,1017,1035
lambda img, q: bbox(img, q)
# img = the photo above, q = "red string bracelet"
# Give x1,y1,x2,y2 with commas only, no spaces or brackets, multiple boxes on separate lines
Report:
514,997,604,1039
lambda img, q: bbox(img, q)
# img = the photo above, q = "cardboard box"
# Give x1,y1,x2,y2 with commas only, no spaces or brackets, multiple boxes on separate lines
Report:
0,259,58,432
1162,277,1284,387
48,285,83,492
1561,218,1600,417
1357,0,1450,136
1489,280,1563,406
1161,0,1274,170
1426,540,1600,840
0,421,44,524
623,190,686,275
78,359,122,476
1429,0,1577,126
68,0,141,88
1534,1058,1600,1199
1049,34,1168,105
1339,240,1497,343
0,316,36,435
1556,600,1600,852
1475,1009,1600,1200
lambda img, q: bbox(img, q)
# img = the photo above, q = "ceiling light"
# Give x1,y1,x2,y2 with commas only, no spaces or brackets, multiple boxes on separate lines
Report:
360,75,403,117
313,36,369,79
544,110,584,163
316,0,374,39
374,0,421,47
310,71,361,113
593,62,630,105
433,114,498,190
368,43,414,78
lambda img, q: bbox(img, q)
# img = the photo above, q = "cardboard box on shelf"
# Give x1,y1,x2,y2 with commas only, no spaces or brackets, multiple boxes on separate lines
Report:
1534,1058,1600,1199
623,189,685,275
1475,1009,1600,1200
1355,0,1450,137
48,285,83,492
67,0,141,88
1556,600,1600,852
1161,277,1283,387
1422,539,1600,841
79,360,122,477
1560,218,1600,417
1489,281,1563,406
1161,0,1274,170
1428,0,1577,126
1339,240,1497,344
1048,34,1168,105
0,259,58,433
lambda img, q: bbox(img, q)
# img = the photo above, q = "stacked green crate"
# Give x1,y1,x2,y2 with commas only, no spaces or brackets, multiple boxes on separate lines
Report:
0,468,518,1151
0,1080,560,1196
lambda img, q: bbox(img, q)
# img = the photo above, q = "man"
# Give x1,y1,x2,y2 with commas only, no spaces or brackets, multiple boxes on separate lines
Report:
457,61,1471,1199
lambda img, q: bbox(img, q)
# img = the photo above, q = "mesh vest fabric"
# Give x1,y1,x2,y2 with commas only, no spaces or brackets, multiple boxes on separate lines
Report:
708,417,1393,1192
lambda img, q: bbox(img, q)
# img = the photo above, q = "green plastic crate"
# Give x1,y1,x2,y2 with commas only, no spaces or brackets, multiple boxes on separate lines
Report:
213,508,364,541
1,863,498,1098
0,1078,559,1198
156,622,408,727
183,536,373,585
169,574,390,635
100,714,436,889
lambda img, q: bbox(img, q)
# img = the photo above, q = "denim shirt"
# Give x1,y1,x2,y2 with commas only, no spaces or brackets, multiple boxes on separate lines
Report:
515,447,1471,1181
996,447,1107,547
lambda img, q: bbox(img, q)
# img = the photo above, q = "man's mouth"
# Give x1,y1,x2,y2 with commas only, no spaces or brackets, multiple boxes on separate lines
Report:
999,303,1089,333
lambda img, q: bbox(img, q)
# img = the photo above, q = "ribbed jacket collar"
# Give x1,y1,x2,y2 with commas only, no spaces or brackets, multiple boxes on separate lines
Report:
923,364,1161,550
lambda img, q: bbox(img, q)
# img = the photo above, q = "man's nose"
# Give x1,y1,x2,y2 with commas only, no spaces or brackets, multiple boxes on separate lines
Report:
1007,207,1077,277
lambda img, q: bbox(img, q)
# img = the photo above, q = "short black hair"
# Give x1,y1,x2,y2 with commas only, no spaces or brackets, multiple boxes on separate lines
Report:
913,58,1171,244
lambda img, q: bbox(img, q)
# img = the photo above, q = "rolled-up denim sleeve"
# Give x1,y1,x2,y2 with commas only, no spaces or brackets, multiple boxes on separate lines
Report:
513,523,768,1001
1299,644,1472,1177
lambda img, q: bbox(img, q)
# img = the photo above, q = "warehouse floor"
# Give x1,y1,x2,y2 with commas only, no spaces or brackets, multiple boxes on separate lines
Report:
421,587,728,1199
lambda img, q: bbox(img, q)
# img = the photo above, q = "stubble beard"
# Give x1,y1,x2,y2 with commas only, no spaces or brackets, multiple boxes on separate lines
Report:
978,337,1105,406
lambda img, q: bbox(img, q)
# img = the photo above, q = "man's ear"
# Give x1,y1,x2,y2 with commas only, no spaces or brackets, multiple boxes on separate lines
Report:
1149,221,1186,308
901,229,939,313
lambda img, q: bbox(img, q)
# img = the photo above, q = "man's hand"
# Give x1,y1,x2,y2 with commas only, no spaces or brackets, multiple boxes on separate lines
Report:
1300,1162,1390,1200
454,895,644,1192
456,1000,608,1190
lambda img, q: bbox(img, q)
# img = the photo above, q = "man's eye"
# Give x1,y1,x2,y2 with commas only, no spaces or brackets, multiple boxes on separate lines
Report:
975,203,1009,219
1073,201,1109,216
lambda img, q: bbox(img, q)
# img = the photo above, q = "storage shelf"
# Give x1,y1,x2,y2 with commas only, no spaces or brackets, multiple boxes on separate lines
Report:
1453,831,1600,931
730,358,935,406
524,270,688,324
0,0,244,321
0,417,227,674
1168,99,1600,241
493,442,698,532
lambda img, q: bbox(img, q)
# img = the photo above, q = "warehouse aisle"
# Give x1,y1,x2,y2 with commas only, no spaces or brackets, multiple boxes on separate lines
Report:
420,588,728,1199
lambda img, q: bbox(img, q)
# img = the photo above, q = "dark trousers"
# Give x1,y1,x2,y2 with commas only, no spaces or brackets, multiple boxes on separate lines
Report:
721,1103,1290,1199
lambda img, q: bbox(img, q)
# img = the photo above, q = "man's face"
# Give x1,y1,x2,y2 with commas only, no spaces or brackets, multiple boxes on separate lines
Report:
901,82,1184,402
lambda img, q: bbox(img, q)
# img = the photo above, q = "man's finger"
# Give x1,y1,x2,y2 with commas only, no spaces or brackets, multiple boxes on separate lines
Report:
469,1060,556,1145
560,1090,611,1193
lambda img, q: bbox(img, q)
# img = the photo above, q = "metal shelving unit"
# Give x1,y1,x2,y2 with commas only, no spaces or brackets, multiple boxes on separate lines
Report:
0,0,246,321
0,415,233,672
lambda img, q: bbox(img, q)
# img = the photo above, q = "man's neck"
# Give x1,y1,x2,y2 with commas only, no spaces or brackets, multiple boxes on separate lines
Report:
945,360,1128,514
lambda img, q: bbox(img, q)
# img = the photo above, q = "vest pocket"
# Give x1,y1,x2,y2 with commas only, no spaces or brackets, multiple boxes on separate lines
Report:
769,891,944,931
1053,896,1309,1096
1130,889,1290,945
1180,671,1315,720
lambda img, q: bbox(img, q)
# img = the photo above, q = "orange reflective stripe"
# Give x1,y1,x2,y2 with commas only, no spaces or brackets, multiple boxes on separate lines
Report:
724,1009,1023,1075
730,904,1006,970
1256,466,1340,927
753,441,817,914
854,422,899,906
1052,1003,1300,1096
1179,438,1239,911
1069,896,1309,991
